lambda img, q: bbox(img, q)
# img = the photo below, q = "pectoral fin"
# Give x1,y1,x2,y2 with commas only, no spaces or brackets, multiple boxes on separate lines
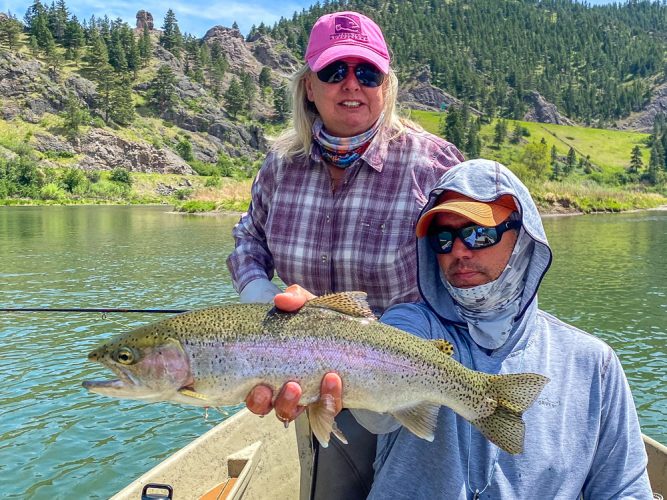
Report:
391,402,441,441
307,394,347,448
178,388,209,401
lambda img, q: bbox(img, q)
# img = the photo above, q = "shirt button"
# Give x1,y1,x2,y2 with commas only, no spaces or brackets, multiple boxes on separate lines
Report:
321,255,328,262
326,215,330,222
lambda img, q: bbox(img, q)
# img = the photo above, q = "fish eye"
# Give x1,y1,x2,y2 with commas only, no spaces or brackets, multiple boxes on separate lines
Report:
114,347,136,365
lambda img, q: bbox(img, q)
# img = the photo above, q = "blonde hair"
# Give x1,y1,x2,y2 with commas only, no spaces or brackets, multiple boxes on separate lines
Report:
271,64,422,159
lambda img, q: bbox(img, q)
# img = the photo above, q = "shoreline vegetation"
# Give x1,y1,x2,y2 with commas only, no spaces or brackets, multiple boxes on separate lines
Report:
2,114,667,214
2,173,665,217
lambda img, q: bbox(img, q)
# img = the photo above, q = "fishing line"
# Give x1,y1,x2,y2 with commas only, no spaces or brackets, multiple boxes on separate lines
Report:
0,308,189,313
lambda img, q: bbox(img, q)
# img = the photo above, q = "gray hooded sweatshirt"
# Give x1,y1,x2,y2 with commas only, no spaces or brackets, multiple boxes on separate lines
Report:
358,159,651,499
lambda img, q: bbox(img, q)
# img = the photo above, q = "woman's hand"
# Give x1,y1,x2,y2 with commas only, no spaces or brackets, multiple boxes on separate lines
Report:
273,284,316,312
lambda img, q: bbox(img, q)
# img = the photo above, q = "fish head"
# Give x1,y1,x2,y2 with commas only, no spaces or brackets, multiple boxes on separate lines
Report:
82,323,194,403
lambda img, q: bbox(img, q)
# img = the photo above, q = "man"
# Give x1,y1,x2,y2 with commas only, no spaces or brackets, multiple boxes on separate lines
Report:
250,159,652,498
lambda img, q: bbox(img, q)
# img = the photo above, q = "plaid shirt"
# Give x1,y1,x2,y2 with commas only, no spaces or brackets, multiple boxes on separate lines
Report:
226,128,464,312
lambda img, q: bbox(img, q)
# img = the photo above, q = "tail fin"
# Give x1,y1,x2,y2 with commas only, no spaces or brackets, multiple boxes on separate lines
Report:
472,373,549,454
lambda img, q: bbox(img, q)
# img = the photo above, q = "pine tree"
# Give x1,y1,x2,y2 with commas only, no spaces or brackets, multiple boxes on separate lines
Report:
224,77,245,118
273,84,289,122
259,67,272,88
150,65,177,113
565,147,577,175
48,0,68,42
64,16,85,63
138,25,152,66
61,93,90,139
647,142,663,185
95,63,114,122
0,14,23,50
24,0,46,33
629,145,643,174
443,108,465,149
464,119,481,158
109,76,135,125
87,30,109,69
493,119,508,148
159,9,183,58
240,72,256,112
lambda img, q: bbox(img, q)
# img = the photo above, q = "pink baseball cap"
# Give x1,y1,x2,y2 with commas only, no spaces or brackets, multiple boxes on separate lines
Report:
305,11,390,74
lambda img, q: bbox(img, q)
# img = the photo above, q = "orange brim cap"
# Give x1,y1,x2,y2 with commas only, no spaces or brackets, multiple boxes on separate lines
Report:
416,193,517,237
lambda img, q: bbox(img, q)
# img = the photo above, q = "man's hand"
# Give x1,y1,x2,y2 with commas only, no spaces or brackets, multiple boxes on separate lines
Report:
245,285,342,424
245,373,343,423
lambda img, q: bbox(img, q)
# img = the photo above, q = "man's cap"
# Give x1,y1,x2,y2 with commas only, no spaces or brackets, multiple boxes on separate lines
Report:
415,192,518,237
305,11,390,74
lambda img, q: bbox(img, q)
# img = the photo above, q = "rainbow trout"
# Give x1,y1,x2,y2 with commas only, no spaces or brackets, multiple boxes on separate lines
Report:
83,292,549,454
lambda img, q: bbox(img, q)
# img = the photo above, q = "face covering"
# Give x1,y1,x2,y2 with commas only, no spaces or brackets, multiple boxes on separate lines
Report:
442,227,534,349
312,113,384,168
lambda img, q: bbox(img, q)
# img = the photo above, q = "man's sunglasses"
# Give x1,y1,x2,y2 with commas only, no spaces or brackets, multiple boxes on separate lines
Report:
428,220,521,254
316,61,385,88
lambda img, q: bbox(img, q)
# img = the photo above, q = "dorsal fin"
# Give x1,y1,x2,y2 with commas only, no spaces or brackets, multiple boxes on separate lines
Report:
306,292,376,319
432,339,454,356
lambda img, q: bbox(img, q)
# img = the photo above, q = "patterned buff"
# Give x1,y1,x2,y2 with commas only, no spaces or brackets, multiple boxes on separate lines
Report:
442,221,535,350
312,113,384,168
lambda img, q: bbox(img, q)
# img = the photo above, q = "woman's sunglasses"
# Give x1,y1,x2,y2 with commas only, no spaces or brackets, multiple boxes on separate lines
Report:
316,61,385,88
428,220,521,254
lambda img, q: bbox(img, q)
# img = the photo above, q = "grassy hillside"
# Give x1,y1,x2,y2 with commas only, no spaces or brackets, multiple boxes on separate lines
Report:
409,110,665,213
2,107,666,213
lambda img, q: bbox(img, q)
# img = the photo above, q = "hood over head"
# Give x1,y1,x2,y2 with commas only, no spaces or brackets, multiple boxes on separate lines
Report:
416,159,552,348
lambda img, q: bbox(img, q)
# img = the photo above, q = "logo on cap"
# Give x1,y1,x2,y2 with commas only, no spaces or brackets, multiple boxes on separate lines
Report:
332,14,368,42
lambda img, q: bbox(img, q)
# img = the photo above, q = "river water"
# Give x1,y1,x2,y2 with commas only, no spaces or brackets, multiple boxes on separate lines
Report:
0,205,665,499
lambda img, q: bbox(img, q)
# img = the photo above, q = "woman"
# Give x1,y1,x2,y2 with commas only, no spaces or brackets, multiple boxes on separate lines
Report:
226,10,464,500
226,10,464,313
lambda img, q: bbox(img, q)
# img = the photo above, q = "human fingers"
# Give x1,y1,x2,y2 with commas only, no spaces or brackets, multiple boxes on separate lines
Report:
274,285,317,312
321,372,343,415
274,292,308,312
284,284,317,300
245,384,274,416
273,381,305,423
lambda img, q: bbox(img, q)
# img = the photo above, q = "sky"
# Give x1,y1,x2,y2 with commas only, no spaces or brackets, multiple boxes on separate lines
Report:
1,0,315,37
2,0,618,38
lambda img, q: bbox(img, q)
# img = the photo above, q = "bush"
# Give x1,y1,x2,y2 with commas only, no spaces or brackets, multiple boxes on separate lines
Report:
205,175,221,187
40,183,66,200
109,167,133,186
217,153,235,177
189,159,218,176
61,168,86,193
176,200,217,213
175,137,194,161
174,188,193,200
85,170,101,183
89,180,127,199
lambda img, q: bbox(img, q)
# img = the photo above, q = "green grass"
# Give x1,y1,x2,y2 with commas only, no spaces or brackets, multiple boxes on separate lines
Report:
409,110,652,174
408,111,666,213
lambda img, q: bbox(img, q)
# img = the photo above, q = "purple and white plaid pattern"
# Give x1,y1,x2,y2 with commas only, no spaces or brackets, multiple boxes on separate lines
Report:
226,129,464,312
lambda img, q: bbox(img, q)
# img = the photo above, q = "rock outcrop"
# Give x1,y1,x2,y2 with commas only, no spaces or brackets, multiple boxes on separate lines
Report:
398,66,481,115
523,91,575,126
616,81,667,133
73,129,195,174
247,34,300,77
136,10,154,32
203,26,262,78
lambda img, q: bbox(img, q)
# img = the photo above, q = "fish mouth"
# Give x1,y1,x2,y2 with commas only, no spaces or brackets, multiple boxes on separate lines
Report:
82,363,141,394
